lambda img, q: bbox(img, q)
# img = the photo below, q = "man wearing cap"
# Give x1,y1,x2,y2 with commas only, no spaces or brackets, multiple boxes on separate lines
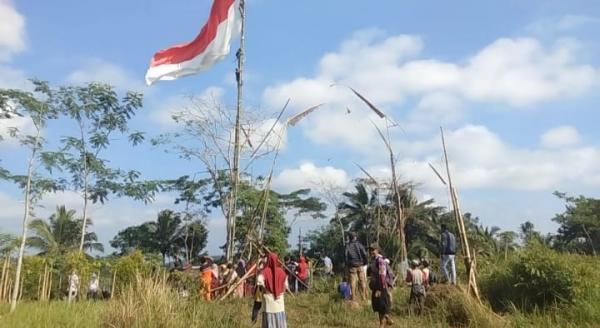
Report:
345,232,368,302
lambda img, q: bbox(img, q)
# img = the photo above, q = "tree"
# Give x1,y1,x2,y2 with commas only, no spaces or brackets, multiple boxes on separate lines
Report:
153,94,281,261
520,221,542,245
496,231,518,260
0,81,64,312
40,82,157,252
28,205,104,256
553,192,599,255
110,223,156,255
110,210,209,265
154,210,182,265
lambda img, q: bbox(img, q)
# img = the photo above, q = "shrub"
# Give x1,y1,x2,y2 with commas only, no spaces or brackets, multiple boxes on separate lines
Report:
481,244,579,312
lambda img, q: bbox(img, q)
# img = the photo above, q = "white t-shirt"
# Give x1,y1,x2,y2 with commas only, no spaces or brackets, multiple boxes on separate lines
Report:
323,257,333,272
89,278,99,291
257,273,289,313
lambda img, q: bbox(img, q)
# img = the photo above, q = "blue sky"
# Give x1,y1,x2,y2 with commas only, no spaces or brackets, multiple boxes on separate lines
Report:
1,0,600,254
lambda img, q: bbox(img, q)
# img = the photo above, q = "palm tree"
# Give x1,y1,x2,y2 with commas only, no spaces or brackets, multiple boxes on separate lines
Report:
28,205,104,255
338,182,380,245
151,210,182,265
496,231,518,260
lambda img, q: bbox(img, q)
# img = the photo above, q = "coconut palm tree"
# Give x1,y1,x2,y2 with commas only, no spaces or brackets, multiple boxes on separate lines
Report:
28,205,104,255
496,231,518,260
338,182,380,245
152,210,182,265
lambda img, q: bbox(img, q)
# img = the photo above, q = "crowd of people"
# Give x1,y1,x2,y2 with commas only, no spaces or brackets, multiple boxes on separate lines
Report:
62,224,457,328
191,224,456,328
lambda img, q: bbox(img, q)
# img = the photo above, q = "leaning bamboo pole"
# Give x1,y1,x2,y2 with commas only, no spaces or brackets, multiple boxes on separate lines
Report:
440,127,481,303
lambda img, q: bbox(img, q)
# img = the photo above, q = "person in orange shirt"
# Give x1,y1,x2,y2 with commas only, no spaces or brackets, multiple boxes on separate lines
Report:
199,257,214,301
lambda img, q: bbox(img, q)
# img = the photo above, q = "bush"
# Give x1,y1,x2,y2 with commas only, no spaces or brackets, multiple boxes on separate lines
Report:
481,244,587,312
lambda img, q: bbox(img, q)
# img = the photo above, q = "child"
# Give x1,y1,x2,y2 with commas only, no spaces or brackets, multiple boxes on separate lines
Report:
338,277,352,301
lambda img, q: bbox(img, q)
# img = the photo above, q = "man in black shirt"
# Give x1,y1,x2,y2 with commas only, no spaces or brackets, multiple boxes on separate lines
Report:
345,232,368,302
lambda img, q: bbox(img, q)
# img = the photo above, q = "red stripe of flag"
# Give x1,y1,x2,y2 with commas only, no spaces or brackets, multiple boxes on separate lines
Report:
150,0,236,67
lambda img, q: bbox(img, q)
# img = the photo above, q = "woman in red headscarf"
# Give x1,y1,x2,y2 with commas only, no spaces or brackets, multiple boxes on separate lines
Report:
257,252,288,328
296,256,309,292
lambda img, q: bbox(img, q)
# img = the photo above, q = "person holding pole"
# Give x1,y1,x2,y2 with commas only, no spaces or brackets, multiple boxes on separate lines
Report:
440,224,457,285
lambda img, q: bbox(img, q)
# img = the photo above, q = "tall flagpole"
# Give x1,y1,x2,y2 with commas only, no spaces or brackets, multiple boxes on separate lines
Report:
228,0,246,262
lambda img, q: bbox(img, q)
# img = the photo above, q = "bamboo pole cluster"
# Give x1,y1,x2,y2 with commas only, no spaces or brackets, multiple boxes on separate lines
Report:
1,255,12,302
440,127,481,302
37,263,53,301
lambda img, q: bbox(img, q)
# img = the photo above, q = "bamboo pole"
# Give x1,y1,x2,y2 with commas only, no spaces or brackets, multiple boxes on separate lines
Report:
47,267,53,300
18,275,24,301
110,270,117,299
440,127,481,302
37,271,42,300
227,0,246,262
0,255,7,301
41,264,48,301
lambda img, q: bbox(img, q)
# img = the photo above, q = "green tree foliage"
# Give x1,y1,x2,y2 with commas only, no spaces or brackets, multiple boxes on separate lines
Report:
28,205,104,256
37,82,160,251
553,192,600,255
110,210,208,265
201,174,326,255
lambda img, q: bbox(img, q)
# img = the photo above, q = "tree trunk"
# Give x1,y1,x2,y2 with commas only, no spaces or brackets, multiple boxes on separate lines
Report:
79,171,89,252
10,127,40,312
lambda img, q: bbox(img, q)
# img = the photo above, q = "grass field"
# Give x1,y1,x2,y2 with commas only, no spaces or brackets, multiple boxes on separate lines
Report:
2,283,595,328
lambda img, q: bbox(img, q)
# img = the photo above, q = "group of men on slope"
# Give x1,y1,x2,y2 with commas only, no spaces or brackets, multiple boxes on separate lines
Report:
343,224,457,328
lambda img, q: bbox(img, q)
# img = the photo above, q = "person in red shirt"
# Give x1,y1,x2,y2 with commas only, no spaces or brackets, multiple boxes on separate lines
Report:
296,256,309,292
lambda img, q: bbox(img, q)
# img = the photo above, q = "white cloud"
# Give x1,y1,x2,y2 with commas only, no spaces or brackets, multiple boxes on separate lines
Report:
541,126,581,148
273,162,350,192
67,58,145,92
0,1,27,89
0,0,26,62
262,30,599,153
395,125,600,191
557,15,599,31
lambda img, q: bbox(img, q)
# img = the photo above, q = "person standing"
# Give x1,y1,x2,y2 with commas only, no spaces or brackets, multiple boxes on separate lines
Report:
88,273,99,300
199,257,214,301
284,256,298,293
296,256,309,292
345,232,368,302
67,269,80,303
321,254,333,276
406,260,426,315
440,224,457,285
257,252,289,328
368,244,393,328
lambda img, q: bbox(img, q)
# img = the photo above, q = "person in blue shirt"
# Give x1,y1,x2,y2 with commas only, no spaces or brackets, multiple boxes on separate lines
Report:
338,277,352,300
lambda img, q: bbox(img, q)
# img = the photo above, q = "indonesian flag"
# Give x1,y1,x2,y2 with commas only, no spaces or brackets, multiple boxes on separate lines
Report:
145,0,241,86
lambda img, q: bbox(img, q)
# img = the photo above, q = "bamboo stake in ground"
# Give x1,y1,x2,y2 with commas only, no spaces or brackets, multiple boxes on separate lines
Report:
1,255,8,301
110,269,117,299
440,127,481,302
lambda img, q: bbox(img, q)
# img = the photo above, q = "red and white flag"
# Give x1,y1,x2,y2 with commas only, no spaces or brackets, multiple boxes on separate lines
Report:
145,0,241,86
